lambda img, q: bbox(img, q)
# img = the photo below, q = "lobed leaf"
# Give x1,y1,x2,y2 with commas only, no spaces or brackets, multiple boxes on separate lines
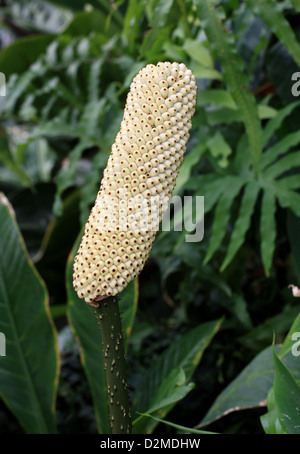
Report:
0,193,59,434
133,318,223,434
195,0,262,175
272,342,300,434
264,150,300,180
203,176,246,265
199,344,300,429
221,180,260,271
246,0,300,68
262,101,300,148
261,130,300,170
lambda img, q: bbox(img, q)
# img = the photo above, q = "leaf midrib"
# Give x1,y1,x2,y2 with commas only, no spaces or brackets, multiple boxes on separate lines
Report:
0,258,49,434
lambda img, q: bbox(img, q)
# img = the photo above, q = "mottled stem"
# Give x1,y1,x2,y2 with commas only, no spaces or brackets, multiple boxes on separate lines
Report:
93,296,132,434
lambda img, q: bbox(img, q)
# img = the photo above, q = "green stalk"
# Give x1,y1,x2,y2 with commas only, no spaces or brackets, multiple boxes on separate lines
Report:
94,296,132,434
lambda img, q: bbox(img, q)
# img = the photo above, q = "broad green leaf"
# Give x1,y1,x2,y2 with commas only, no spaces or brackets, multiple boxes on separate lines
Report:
221,181,260,271
279,313,300,359
204,176,246,265
0,193,59,434
139,368,194,416
195,0,262,175
260,189,277,276
238,304,300,351
149,0,175,29
197,89,237,109
246,0,300,68
260,388,285,434
199,345,300,428
66,229,138,434
162,42,187,63
133,318,223,433
272,343,300,434
183,39,213,68
0,35,54,77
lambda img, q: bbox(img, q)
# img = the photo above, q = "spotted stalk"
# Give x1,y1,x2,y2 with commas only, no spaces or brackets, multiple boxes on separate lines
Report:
73,61,197,435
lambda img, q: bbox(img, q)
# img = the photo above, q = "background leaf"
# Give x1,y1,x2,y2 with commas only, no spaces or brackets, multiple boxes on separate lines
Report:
195,0,263,174
272,342,300,434
133,318,223,434
0,192,59,434
199,344,300,429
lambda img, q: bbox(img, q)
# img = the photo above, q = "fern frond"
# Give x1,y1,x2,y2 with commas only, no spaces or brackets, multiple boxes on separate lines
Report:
262,101,300,148
220,181,260,272
261,131,300,169
264,150,300,180
246,0,300,67
203,176,246,265
195,0,262,175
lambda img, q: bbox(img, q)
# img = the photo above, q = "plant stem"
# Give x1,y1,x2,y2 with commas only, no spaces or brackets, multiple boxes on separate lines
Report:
93,296,132,434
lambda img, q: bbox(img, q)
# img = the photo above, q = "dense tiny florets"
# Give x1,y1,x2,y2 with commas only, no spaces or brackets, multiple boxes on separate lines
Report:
73,61,197,304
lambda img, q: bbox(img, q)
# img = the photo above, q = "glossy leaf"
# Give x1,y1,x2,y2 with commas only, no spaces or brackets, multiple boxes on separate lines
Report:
260,388,285,434
138,413,217,434
133,318,223,433
272,343,300,434
200,345,300,428
279,313,300,361
0,193,59,434
0,35,54,77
